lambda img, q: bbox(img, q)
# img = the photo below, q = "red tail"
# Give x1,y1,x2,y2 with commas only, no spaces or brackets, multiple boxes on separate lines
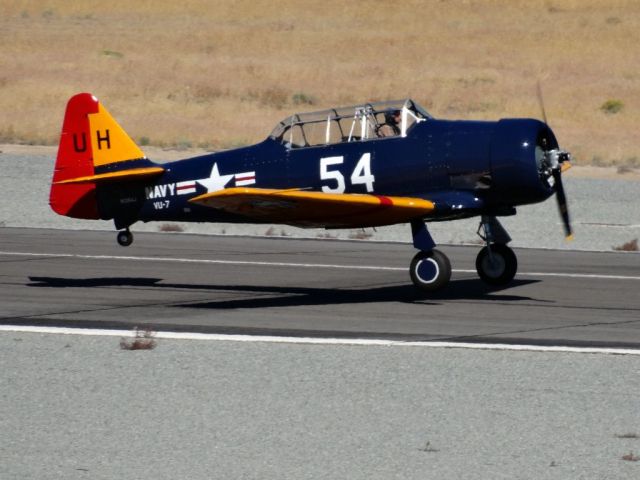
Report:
49,93,100,219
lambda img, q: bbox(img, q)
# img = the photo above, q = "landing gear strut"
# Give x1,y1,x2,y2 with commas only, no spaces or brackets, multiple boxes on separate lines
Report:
116,228,133,247
474,216,517,286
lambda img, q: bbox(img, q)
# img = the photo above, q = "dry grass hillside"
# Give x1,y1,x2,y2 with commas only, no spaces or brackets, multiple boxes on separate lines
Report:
1,0,639,165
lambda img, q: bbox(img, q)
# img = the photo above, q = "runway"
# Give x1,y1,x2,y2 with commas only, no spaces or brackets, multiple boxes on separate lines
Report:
3,227,640,480
2,227,639,348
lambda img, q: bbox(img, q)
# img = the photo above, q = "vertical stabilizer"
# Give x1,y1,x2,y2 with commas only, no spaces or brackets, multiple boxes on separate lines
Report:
50,93,147,218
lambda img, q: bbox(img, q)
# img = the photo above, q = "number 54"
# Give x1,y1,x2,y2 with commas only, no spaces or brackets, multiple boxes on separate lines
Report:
320,153,375,193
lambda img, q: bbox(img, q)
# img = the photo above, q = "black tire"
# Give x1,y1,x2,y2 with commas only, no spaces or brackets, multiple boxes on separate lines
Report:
409,249,451,292
475,244,517,286
117,230,133,247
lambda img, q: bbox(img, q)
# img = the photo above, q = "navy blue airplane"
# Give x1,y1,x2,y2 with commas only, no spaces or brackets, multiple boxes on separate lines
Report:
50,93,572,292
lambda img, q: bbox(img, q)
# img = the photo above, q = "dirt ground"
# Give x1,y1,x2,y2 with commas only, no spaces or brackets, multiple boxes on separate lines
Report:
1,1,639,166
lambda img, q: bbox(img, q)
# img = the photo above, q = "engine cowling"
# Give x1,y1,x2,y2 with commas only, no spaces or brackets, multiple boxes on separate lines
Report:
488,118,558,207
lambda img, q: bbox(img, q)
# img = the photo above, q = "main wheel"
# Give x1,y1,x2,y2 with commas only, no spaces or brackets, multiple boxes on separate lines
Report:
409,249,451,292
475,244,517,286
116,230,133,247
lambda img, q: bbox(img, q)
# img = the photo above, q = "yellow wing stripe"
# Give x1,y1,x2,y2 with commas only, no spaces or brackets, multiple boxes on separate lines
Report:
189,187,435,228
54,166,165,185
191,187,434,210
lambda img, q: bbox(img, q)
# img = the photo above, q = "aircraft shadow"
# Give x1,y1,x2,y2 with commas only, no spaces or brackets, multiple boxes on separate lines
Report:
27,276,539,309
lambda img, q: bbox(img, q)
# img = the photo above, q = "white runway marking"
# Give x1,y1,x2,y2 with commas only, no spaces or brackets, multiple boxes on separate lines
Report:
2,250,640,281
0,325,640,355
1,324,639,355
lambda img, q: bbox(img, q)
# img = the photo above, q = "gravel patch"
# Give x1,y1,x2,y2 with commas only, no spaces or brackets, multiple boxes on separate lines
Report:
1,332,639,480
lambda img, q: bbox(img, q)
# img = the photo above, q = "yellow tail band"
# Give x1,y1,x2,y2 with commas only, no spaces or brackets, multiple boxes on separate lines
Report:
88,103,146,167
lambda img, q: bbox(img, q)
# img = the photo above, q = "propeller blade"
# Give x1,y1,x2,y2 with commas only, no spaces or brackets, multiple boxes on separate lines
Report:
536,80,549,126
537,81,572,240
552,169,573,240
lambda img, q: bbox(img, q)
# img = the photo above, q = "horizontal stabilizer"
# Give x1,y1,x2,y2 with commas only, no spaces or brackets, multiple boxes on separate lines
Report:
190,187,435,228
54,166,165,185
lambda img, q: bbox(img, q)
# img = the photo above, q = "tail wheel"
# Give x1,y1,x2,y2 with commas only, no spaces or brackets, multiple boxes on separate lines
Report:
476,244,517,286
117,230,133,247
410,249,451,292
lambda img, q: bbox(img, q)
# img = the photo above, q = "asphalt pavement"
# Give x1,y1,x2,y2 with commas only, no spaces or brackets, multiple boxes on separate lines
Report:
2,228,639,347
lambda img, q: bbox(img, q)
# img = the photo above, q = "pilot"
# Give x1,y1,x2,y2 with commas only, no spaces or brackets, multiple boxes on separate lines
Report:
377,110,401,137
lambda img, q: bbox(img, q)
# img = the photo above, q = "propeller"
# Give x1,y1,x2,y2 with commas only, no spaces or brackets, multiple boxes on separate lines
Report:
536,80,549,125
552,155,573,239
536,81,573,240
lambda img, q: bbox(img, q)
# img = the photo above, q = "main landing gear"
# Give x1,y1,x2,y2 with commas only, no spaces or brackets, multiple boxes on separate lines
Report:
409,249,451,291
116,228,133,247
409,216,518,292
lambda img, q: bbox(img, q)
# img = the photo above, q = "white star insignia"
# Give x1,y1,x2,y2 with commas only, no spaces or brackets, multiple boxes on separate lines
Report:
196,163,234,193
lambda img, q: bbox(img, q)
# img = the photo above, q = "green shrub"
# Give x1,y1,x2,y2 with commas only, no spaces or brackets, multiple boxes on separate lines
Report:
174,139,192,150
101,50,124,59
601,99,623,114
292,92,315,105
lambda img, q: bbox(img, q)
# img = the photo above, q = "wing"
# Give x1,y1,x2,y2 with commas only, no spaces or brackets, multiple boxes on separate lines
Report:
189,187,436,228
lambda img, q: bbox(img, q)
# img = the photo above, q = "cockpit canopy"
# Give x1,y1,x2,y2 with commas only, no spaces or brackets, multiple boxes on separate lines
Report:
269,99,432,149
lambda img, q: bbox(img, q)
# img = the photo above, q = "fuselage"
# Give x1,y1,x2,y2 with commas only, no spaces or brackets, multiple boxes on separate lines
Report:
98,117,557,228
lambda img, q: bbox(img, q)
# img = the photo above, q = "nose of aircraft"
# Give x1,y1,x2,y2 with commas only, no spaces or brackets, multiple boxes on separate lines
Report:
488,119,572,239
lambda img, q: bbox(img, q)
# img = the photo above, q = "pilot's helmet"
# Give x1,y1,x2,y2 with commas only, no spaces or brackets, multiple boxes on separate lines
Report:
385,109,401,123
